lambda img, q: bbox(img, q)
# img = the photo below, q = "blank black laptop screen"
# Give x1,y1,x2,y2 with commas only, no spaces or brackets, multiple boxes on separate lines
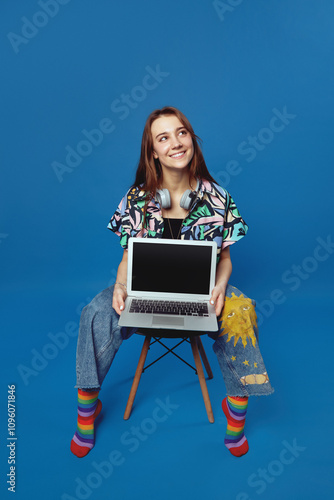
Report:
131,241,212,294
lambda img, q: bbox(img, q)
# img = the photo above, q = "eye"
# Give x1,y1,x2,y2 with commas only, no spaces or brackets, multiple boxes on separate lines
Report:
227,312,235,318
179,129,187,136
243,306,250,311
159,136,167,142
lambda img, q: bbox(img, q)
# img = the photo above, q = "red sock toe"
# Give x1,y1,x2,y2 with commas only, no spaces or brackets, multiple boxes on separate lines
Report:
71,391,102,458
222,396,249,457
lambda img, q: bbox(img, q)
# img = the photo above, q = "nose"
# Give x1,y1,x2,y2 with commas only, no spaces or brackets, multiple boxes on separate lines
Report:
170,134,182,149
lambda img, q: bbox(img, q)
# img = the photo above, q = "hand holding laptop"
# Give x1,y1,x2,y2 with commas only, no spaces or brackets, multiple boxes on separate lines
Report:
113,283,127,315
209,282,227,316
112,250,129,315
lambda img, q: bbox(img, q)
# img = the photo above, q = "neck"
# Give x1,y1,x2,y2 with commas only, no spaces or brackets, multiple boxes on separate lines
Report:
160,169,193,194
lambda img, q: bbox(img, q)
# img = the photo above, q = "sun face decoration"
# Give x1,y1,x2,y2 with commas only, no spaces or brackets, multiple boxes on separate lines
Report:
218,293,258,348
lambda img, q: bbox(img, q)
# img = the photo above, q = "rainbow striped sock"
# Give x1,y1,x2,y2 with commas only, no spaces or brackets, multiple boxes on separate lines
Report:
222,395,249,457
70,389,102,458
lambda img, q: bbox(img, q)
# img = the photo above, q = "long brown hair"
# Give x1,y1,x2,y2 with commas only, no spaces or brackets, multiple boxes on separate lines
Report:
132,106,216,194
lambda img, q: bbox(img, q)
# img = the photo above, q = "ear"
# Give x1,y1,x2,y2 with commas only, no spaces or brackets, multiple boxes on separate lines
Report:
153,150,158,159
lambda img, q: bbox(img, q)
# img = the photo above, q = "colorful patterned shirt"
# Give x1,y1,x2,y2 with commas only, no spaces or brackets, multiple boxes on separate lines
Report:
107,179,248,261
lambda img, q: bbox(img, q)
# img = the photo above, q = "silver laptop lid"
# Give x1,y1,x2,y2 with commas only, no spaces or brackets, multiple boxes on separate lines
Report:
127,238,217,300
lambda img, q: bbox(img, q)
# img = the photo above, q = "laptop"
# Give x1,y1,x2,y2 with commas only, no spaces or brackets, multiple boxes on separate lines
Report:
118,238,218,331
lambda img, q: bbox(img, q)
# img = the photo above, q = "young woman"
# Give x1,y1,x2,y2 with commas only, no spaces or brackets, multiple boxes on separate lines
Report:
71,106,274,459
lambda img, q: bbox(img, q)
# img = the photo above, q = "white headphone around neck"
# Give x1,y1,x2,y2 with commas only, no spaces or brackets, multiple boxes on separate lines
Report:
156,179,200,211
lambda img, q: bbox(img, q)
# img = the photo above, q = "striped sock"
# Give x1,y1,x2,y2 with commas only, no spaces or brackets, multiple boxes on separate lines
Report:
222,395,249,457
70,389,102,458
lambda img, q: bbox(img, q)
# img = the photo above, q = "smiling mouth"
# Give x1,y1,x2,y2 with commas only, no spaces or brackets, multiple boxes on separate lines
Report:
170,151,186,158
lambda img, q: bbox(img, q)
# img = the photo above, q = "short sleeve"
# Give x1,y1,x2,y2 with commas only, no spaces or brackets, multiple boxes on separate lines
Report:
222,191,248,249
107,191,131,249
107,187,145,249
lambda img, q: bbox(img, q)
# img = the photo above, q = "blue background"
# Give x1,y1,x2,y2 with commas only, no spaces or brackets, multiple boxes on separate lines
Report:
1,1,333,499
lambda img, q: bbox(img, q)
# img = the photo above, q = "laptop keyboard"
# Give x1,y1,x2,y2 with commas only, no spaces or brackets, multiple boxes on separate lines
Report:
129,299,209,316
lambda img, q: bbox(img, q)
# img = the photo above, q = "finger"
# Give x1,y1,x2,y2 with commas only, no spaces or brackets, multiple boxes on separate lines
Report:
117,295,125,312
210,288,218,305
215,295,224,316
113,294,124,315
112,299,120,315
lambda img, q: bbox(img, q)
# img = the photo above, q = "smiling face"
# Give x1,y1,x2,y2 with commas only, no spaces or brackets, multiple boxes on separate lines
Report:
151,115,194,173
218,293,258,349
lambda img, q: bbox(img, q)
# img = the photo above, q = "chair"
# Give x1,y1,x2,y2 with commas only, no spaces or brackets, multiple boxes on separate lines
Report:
124,329,214,423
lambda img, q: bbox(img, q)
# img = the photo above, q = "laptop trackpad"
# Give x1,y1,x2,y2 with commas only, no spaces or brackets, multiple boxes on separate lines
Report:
152,316,184,327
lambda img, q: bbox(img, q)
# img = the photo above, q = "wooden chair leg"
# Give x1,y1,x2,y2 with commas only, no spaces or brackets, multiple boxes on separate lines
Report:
123,335,151,420
190,337,214,423
196,337,213,379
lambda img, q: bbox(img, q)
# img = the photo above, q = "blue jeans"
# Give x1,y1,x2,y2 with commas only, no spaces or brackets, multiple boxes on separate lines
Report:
75,285,274,397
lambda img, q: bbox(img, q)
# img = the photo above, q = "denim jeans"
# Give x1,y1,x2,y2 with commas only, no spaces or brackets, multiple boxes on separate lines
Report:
75,285,274,397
